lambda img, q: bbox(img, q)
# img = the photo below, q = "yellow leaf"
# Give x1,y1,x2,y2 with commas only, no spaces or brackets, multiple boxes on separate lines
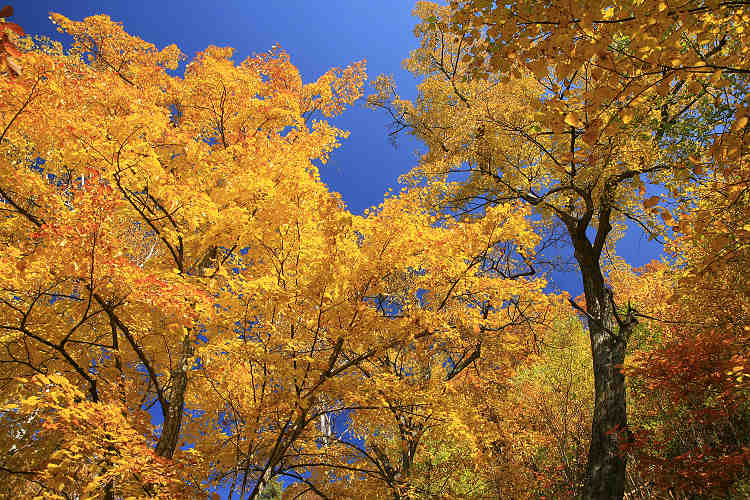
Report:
564,112,584,128
732,115,748,132
622,109,634,125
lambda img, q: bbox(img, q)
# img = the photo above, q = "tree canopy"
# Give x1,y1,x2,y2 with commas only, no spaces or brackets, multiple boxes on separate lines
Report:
0,2,748,499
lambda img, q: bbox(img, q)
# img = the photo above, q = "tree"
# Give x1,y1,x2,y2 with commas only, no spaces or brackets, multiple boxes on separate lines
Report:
505,317,593,498
609,234,749,495
369,1,750,497
430,314,594,499
0,11,553,499
239,188,554,500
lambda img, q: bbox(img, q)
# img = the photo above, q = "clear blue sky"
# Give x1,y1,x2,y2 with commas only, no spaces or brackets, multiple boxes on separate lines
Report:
15,0,662,296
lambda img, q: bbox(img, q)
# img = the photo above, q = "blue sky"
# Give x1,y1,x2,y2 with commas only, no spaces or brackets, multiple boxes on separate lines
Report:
15,0,662,296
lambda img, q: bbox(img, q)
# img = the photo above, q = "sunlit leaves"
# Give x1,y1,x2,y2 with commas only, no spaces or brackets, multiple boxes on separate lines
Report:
564,112,584,129
0,10,556,499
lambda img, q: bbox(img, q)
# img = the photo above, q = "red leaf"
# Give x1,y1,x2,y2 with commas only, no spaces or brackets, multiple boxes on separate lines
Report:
0,21,23,36
0,5,13,18
2,40,20,57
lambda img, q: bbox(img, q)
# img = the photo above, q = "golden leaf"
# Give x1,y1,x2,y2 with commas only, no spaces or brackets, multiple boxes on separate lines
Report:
564,112,584,128
732,115,748,132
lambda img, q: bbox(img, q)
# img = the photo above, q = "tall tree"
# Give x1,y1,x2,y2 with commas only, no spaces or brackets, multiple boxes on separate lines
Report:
0,11,553,499
370,1,749,497
0,10,365,497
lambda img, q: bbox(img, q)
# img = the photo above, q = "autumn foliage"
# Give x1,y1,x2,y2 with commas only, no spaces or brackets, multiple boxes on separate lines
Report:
0,2,749,499
0,8,555,500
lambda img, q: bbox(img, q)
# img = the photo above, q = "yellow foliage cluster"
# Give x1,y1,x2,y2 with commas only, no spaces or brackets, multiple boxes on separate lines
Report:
0,12,554,499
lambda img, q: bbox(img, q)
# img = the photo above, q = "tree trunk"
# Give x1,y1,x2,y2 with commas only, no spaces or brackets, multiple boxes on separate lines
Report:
155,332,193,458
573,237,628,500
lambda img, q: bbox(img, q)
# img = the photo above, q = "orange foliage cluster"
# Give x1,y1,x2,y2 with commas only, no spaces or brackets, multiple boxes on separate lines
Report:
0,7,553,500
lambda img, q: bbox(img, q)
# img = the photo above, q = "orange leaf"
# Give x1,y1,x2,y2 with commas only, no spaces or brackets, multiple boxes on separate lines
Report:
643,196,659,209
2,40,20,57
0,21,23,36
0,5,12,18
582,127,599,144
5,54,20,76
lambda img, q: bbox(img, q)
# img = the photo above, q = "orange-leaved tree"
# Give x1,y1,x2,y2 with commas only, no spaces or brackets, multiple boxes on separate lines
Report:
609,215,749,496
0,10,361,498
0,11,554,500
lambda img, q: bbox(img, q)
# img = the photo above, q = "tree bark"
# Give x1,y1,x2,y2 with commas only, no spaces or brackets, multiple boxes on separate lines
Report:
155,332,193,458
572,236,628,500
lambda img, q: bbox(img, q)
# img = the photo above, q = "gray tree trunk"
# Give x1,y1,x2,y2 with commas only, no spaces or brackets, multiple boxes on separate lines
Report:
573,235,632,500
